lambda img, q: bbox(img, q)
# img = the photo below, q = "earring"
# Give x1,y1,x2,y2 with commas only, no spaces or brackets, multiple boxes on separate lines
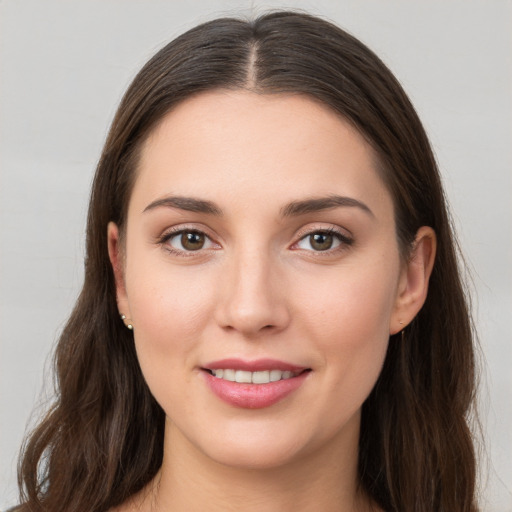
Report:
120,314,133,330
399,320,406,342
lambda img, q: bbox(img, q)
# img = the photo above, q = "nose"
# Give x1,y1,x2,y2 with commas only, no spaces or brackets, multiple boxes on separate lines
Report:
214,246,291,338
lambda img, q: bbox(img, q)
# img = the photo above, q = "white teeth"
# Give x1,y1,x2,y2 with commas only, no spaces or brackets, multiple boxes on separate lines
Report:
222,369,236,381
210,368,300,384
269,369,282,382
235,370,252,383
252,370,270,384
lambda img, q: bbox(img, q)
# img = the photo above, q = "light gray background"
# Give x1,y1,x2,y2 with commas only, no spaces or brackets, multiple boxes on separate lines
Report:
1,1,510,510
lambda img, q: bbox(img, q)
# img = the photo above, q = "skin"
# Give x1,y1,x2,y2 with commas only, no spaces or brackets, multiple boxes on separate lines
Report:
108,90,436,512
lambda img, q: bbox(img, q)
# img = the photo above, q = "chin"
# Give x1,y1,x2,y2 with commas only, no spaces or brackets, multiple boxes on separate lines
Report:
167,414,315,470
184,413,356,472
205,439,309,470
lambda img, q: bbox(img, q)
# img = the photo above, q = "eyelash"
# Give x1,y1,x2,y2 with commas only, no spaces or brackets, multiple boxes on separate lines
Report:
157,226,354,257
157,226,218,257
292,227,354,255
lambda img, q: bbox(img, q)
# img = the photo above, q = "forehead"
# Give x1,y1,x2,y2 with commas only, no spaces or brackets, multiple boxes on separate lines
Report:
132,90,392,219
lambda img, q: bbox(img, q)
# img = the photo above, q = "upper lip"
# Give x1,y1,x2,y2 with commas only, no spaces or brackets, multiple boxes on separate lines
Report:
202,358,309,372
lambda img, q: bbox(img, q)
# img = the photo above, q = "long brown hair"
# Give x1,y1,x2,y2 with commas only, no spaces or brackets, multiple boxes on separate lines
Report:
17,11,478,512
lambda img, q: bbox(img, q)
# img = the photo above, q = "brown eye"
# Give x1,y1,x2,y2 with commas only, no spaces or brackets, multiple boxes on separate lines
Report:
295,229,351,253
309,232,334,251
180,232,205,251
165,230,215,253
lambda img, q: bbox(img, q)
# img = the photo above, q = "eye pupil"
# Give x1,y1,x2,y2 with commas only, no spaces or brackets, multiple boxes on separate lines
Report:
181,232,205,250
310,232,333,251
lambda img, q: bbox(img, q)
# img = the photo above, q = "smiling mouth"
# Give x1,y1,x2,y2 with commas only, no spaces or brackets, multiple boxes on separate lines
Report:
203,368,311,384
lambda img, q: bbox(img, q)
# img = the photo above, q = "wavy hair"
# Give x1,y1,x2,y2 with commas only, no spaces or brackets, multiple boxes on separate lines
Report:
17,11,478,512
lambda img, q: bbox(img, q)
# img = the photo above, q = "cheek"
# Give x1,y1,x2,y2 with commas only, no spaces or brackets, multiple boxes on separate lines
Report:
125,260,217,363
289,268,394,441
294,260,398,393
126,264,219,418
298,263,397,342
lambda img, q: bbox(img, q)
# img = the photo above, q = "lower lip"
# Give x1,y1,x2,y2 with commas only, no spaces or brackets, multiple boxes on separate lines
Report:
203,371,309,409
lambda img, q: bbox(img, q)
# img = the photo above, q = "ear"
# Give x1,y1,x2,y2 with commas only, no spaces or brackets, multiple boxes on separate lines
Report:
107,221,131,320
390,226,436,334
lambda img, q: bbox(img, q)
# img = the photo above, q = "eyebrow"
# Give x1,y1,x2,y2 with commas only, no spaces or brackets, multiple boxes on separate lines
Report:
280,195,374,218
143,196,223,215
142,194,374,218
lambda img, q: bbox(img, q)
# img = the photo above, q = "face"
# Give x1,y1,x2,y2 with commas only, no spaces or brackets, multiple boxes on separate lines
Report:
109,91,424,471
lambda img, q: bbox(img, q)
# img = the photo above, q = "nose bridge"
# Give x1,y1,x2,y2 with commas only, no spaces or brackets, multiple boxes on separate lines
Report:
216,241,289,336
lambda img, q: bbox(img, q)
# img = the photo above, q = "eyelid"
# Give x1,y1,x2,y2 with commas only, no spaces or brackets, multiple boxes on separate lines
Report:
290,224,354,252
157,224,221,254
293,223,352,241
155,222,353,256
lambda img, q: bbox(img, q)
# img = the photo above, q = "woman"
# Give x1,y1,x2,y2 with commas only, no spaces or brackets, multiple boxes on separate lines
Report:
15,11,478,512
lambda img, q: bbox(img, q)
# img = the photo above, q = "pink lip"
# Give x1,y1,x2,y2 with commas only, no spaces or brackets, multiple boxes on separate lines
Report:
201,358,311,409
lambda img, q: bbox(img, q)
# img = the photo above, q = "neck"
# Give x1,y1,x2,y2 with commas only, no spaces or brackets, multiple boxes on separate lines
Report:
134,415,373,512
